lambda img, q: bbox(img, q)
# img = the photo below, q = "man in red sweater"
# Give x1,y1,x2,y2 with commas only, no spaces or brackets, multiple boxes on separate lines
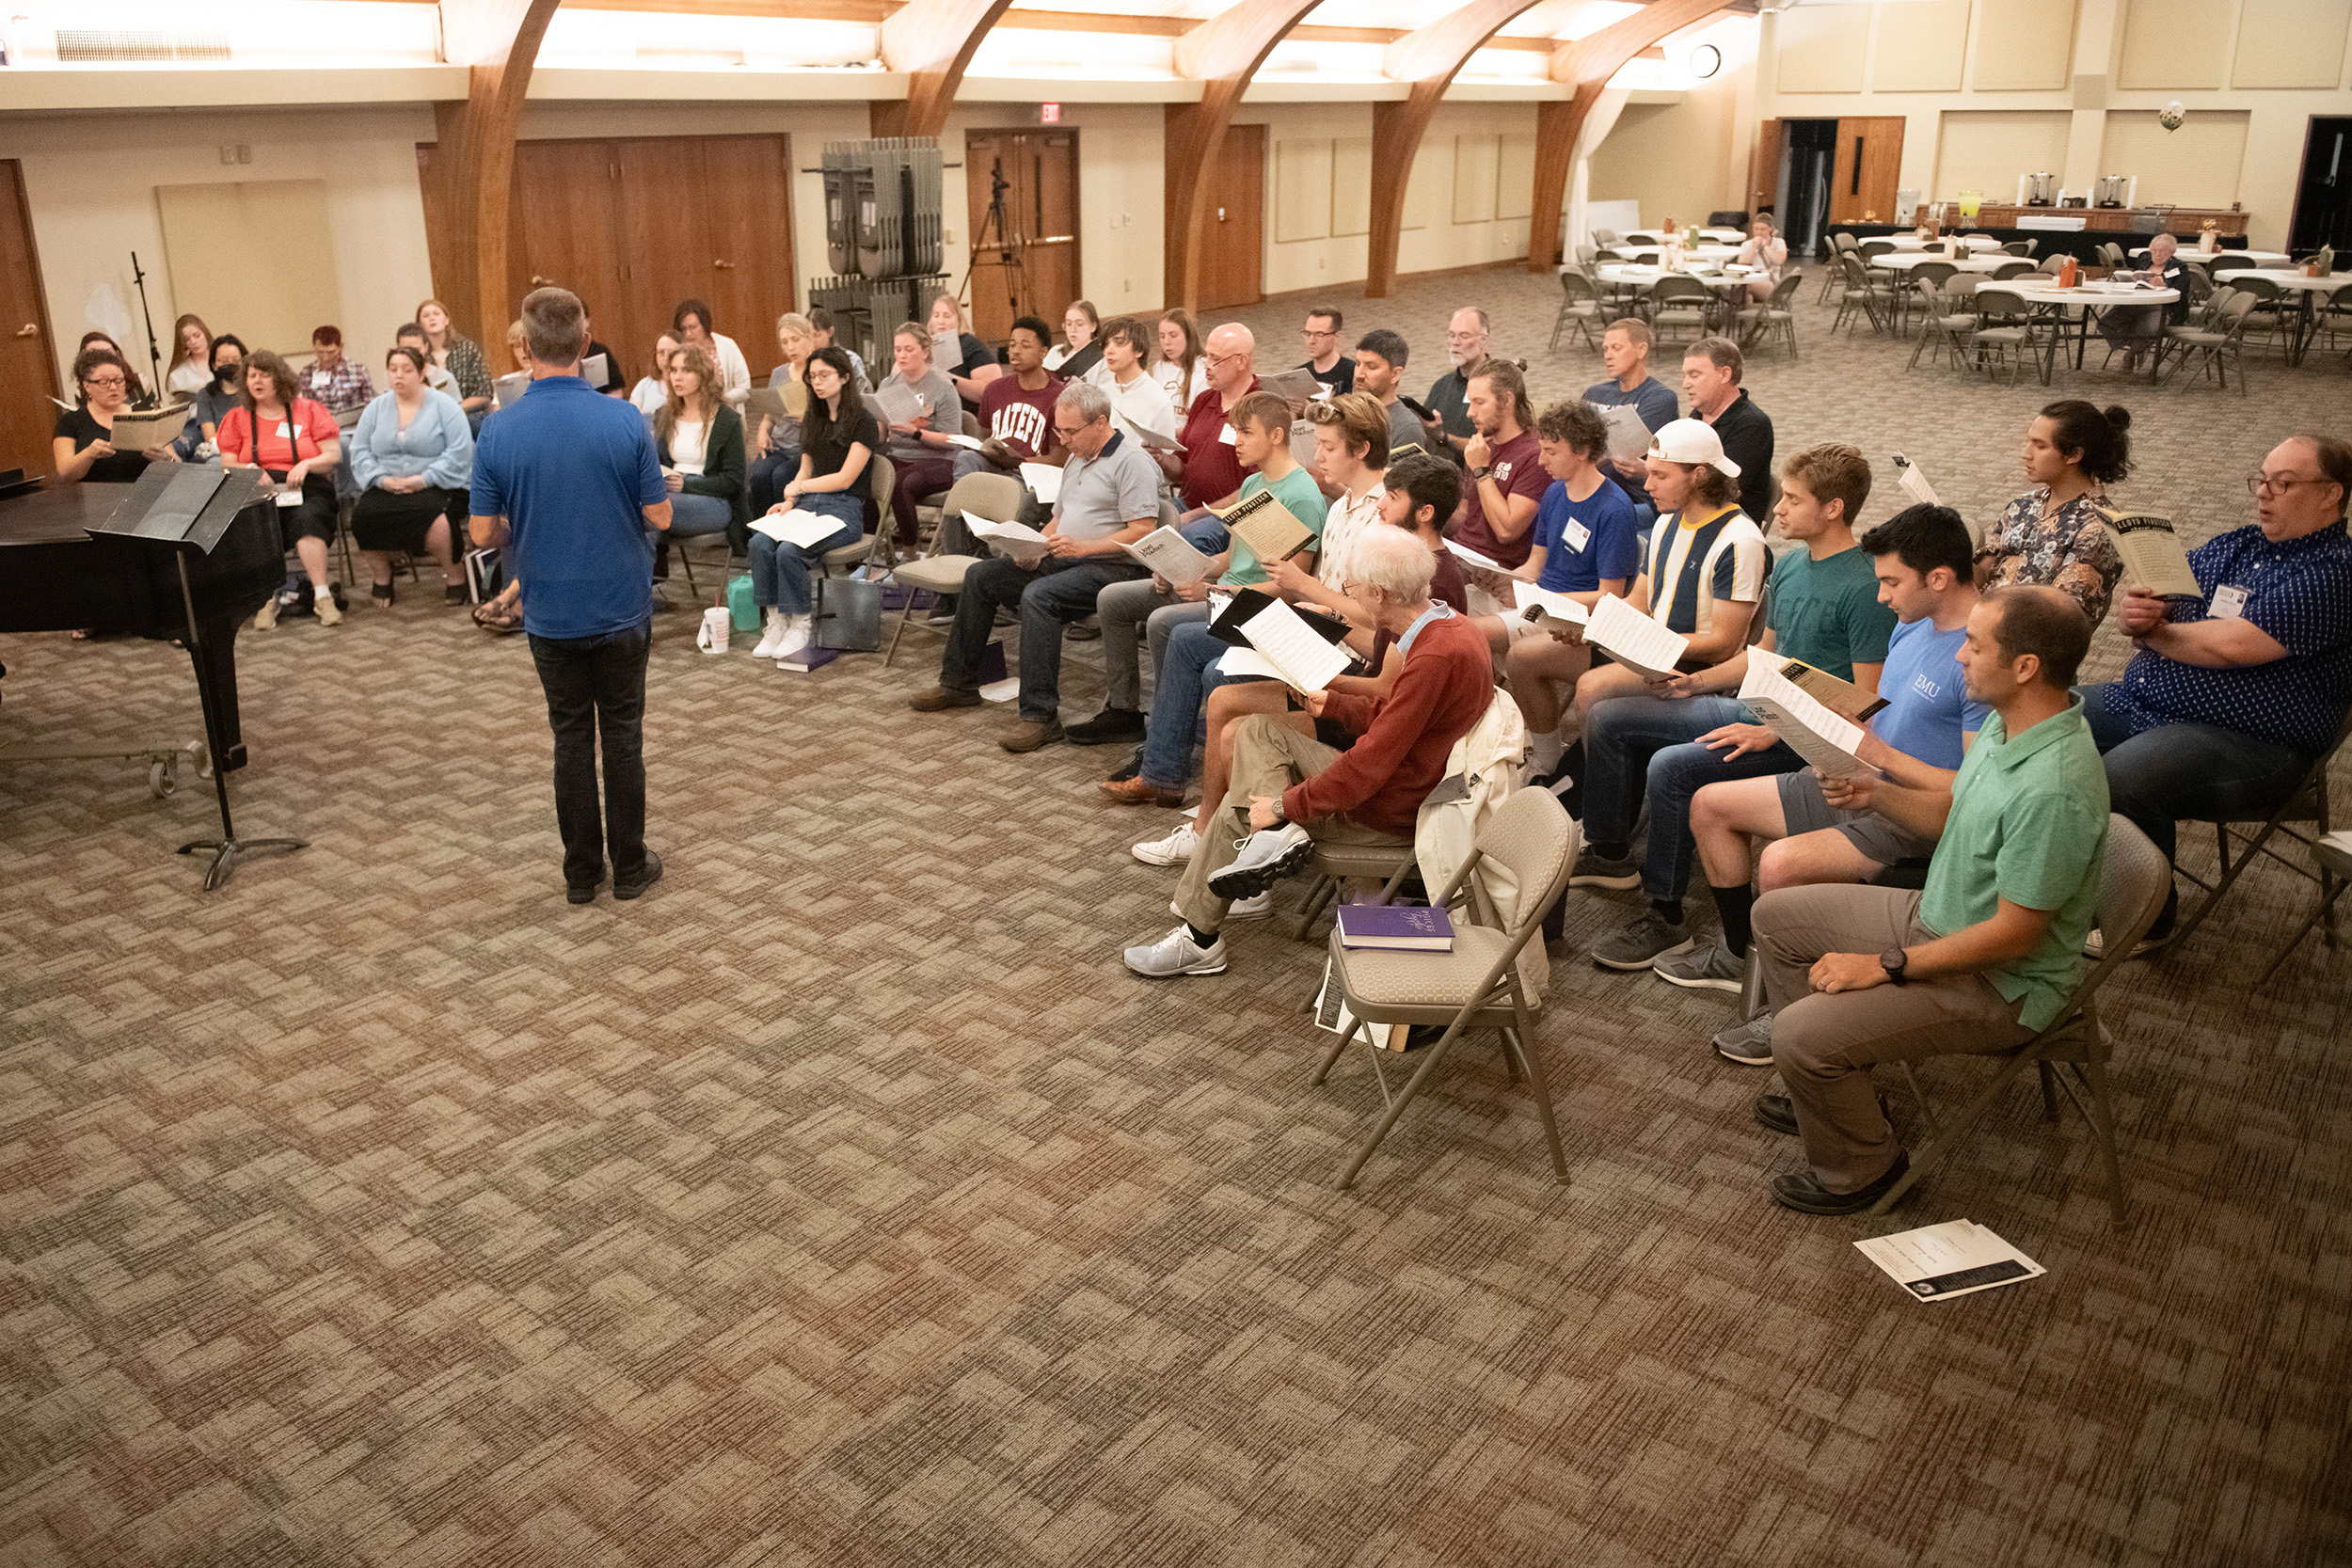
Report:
1124,528,1495,977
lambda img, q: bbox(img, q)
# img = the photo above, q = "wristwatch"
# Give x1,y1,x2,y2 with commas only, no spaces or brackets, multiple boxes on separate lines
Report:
1269,795,1287,824
1879,946,1910,986
1471,466,1493,480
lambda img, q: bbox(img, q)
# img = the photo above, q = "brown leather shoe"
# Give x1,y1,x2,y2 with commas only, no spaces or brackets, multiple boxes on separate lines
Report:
999,718,1064,752
908,685,983,712
1099,775,1184,807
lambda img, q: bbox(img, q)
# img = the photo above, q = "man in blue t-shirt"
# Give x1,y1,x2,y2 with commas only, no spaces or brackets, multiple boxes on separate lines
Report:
470,287,672,906
1673,504,1988,1012
1582,318,1680,527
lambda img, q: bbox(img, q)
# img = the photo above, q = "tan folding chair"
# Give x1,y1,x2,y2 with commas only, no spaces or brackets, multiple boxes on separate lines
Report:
883,468,1020,666
1869,816,2169,1228
2165,705,2352,956
1313,788,1577,1189
1289,840,1421,942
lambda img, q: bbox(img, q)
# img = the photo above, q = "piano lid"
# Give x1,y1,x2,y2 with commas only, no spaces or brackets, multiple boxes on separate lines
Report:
96,463,269,555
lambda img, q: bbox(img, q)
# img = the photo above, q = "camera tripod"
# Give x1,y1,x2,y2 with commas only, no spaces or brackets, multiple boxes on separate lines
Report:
958,157,1026,326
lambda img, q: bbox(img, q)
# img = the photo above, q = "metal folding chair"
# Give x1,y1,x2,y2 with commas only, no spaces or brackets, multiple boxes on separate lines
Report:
2166,705,2352,957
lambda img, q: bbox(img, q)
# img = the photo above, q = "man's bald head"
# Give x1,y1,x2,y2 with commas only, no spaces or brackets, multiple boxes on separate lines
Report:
1203,323,1256,394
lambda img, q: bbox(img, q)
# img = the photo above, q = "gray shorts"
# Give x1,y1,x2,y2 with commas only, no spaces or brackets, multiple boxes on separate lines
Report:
1776,769,1938,868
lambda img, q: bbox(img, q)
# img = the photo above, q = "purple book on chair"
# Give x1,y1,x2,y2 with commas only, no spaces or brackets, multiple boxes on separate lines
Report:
1336,903,1455,952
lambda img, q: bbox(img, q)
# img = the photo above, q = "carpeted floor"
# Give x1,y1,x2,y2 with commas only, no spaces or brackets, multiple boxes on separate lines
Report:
4,266,2349,1567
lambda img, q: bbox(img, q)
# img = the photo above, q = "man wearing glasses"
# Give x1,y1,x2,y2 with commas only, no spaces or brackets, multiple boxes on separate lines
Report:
1421,307,1490,458
1296,308,1354,395
2074,434,2352,956
1159,323,1263,513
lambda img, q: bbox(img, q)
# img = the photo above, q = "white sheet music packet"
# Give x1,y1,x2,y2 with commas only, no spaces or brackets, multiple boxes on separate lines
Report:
1234,596,1353,694
1738,659,1876,779
1892,452,1940,508
1585,594,1688,680
963,511,1051,565
1122,526,1215,585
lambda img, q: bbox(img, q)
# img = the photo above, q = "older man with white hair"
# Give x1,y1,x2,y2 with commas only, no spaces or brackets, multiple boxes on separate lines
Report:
1422,306,1491,456
1160,322,1263,514
1123,527,1496,978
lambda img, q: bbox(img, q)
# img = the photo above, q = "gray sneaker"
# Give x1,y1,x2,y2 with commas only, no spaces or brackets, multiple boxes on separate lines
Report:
1712,1008,1777,1066
1208,822,1314,900
1569,847,1641,891
1592,911,1692,971
1123,925,1228,977
1654,938,1744,992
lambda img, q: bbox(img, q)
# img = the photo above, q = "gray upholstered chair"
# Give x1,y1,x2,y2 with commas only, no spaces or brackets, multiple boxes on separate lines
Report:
882,468,1017,666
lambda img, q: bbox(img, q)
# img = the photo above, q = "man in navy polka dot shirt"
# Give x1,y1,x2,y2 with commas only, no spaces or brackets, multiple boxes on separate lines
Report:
2076,433,2352,951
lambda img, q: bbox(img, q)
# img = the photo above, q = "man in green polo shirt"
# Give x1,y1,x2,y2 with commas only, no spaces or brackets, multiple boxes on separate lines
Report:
1732,585,2109,1215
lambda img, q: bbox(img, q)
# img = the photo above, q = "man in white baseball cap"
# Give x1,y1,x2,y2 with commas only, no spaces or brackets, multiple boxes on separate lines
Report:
1647,416,1741,478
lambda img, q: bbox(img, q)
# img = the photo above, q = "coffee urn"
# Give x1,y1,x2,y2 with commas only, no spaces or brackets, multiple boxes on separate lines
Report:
2096,175,2130,209
2025,172,2057,207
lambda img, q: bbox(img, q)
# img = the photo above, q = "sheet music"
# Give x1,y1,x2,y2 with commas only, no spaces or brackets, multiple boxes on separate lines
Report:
1236,596,1353,694
743,387,789,426
1589,402,1653,465
937,432,987,451
872,379,928,427
753,509,852,548
1127,422,1184,452
1220,488,1312,564
930,329,961,367
581,353,609,388
1740,659,1873,778
1020,461,1063,505
1257,368,1324,409
1123,526,1215,585
1443,537,1508,576
95,403,193,452
965,511,1051,565
1585,594,1688,679
1895,455,1940,507
1778,658,1889,722
494,372,530,409
2098,507,2201,598
1513,579,1590,632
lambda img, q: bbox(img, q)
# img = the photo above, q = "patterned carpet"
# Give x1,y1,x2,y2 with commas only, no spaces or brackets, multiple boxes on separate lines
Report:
4,267,2350,1566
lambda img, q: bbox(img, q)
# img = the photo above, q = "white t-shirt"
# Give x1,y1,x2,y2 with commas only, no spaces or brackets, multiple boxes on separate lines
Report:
630,377,666,415
1152,357,1209,419
1086,361,1177,443
670,418,707,475
167,361,212,396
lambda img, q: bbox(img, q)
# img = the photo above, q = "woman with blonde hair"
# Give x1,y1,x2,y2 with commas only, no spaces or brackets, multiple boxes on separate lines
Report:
652,341,749,565
927,292,997,404
165,313,213,397
504,318,530,372
415,296,493,417
750,312,815,515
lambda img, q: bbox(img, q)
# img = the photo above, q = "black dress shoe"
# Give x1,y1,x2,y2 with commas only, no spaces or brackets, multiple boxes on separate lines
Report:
614,849,663,901
1067,706,1147,746
567,867,608,905
1769,1151,1911,1216
1754,1092,1798,1136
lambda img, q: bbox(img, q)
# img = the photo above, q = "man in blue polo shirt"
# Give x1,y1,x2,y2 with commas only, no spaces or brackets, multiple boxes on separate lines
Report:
470,286,672,905
2077,433,2352,954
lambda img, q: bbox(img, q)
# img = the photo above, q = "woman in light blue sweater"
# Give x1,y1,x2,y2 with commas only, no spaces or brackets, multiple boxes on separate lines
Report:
351,345,475,606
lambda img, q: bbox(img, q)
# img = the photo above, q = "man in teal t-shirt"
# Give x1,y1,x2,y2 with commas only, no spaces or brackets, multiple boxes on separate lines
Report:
1735,585,2109,1215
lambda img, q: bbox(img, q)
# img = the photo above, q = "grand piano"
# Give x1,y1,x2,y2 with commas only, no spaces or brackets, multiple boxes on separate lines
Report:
0,466,304,886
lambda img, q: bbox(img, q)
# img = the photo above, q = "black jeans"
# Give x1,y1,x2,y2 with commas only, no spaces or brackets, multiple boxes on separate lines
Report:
528,620,651,888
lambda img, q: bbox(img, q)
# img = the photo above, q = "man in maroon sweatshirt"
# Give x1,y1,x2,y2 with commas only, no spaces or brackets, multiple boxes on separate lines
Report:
1125,529,1496,977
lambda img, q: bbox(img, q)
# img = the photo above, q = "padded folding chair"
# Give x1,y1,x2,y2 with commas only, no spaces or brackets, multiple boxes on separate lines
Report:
2003,239,2036,256
1290,839,1421,942
2157,291,2255,395
882,468,1018,666
1906,278,1978,372
1313,788,1577,1189
1868,816,2169,1228
1832,254,1893,336
1647,274,1717,343
1969,287,2042,386
2165,705,2352,958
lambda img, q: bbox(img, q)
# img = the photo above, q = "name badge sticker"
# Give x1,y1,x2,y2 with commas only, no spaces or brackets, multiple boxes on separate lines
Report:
1218,424,1237,446
2211,584,2249,620
1564,518,1592,553
277,421,294,440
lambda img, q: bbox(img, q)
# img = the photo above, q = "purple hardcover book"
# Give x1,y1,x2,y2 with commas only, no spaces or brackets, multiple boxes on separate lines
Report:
1336,903,1455,951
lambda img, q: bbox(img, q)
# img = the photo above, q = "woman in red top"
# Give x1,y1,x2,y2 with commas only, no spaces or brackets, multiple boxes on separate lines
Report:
218,348,344,628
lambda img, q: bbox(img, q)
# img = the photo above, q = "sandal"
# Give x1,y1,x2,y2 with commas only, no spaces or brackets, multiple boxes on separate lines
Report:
471,600,522,635
371,582,395,608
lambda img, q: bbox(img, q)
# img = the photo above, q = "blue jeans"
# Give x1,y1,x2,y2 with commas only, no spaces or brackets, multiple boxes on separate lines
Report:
2076,683,2313,863
527,619,651,889
940,552,1149,721
668,491,733,537
748,490,862,614
1140,619,1267,790
1583,693,1803,903
749,445,799,516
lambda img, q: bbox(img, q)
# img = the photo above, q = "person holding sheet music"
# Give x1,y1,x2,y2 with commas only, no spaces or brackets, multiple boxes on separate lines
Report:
1084,316,1179,448
1351,329,1426,464
303,325,373,415
54,347,177,484
579,309,627,398
1975,402,2128,626
907,317,1066,563
1044,299,1100,377
1297,307,1355,395
2095,231,2192,372
76,332,150,405
1096,391,1328,800
1122,529,1492,979
927,293,996,405
1685,505,1989,1025
748,346,872,662
907,381,1157,752
1583,320,1680,528
1573,443,1891,974
1162,324,1263,513
749,314,815,516
220,349,344,629
2073,435,2352,958
672,298,751,408
351,345,474,608
1738,586,2106,1215
873,322,961,547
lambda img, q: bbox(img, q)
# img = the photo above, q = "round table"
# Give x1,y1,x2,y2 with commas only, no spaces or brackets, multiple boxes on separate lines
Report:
2249,271,2352,362
2139,246,2291,264
1594,263,1756,333
1973,280,2182,382
1884,234,2006,253
1878,252,2010,273
1612,243,1742,263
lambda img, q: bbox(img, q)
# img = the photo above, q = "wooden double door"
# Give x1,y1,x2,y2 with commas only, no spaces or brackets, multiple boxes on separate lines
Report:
0,160,58,477
421,134,794,389
962,129,1079,344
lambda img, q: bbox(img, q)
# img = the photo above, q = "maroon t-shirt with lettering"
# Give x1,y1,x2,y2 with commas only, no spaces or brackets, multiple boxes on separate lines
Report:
1447,429,1547,571
980,372,1063,460
1176,378,1262,510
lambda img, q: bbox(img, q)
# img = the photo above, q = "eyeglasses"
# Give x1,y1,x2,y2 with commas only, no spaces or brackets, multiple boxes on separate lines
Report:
83,375,127,388
2246,474,2324,497
1203,350,1248,369
1302,328,1337,340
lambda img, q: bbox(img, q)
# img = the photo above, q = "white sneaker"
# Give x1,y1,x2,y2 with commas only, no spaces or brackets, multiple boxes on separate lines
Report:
1132,820,1201,866
1207,822,1315,900
773,615,812,663
1172,892,1270,920
751,609,788,658
1123,924,1228,977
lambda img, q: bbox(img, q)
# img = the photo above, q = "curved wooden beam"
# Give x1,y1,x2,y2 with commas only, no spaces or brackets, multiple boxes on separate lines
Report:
1164,0,1326,313
1360,0,1549,299
1525,0,1734,273
432,0,563,345
869,0,1021,139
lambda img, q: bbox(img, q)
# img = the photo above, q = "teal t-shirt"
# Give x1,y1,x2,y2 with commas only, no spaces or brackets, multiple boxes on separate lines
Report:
1220,463,1327,587
1919,696,2110,1030
1767,542,1898,681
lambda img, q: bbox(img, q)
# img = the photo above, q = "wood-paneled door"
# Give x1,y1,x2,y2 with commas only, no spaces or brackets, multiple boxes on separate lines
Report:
0,160,59,478
1750,119,1783,222
1198,123,1263,311
1830,116,1904,224
962,128,1081,344
420,134,795,391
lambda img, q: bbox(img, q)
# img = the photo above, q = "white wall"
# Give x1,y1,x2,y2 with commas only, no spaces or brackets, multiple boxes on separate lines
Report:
11,105,437,386
939,101,1168,318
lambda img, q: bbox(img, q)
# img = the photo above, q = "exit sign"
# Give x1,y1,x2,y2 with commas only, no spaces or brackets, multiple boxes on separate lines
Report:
1040,103,1061,124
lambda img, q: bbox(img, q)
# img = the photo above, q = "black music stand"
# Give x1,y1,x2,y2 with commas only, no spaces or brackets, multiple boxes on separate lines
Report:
97,467,307,891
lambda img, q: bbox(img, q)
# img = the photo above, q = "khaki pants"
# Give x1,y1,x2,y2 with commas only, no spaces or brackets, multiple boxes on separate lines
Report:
1756,885,2035,1193
1172,717,1411,934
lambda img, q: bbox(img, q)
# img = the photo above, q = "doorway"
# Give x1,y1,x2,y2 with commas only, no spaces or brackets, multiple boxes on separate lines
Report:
962,128,1080,344
2290,117,2352,256
1197,124,1264,310
1774,119,1839,257
1830,116,1904,227
0,161,58,478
